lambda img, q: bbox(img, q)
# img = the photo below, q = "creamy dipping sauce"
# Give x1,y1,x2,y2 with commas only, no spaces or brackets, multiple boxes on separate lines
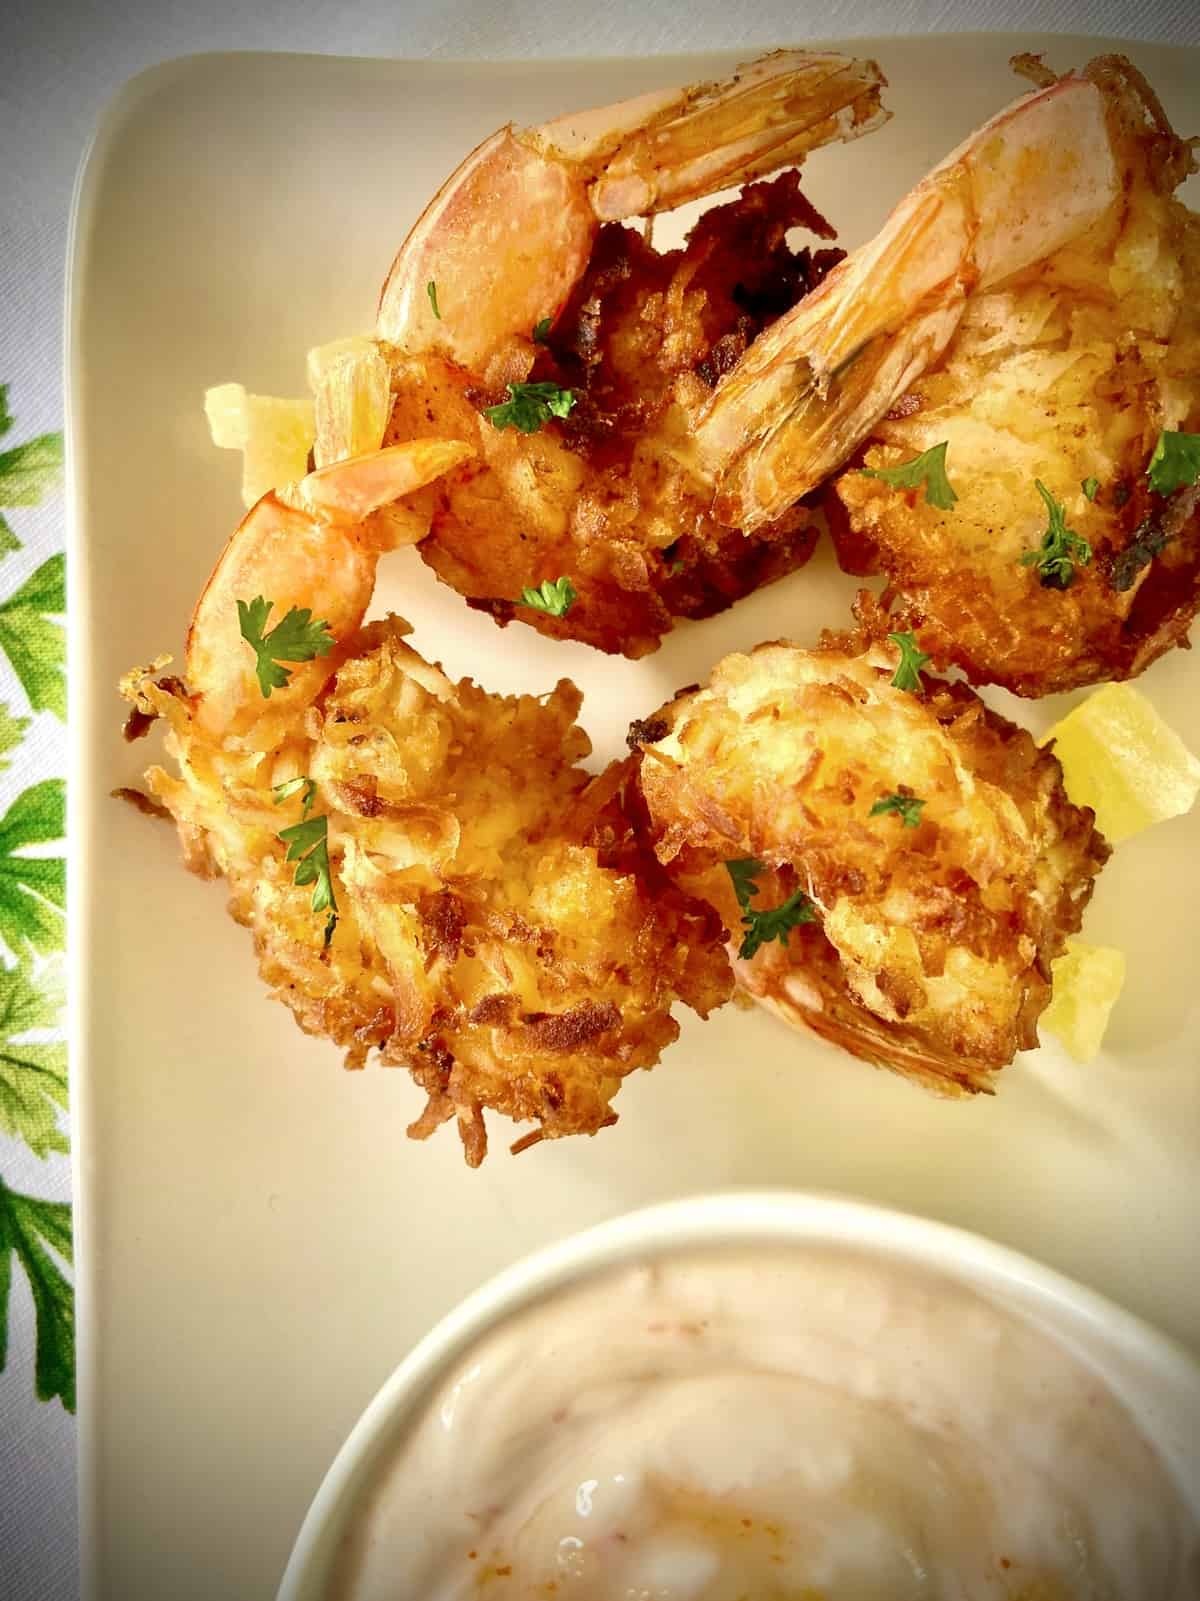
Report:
330,1248,1200,1600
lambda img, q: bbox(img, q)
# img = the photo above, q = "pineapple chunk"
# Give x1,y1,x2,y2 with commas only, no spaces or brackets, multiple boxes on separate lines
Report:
305,334,376,389
203,382,249,449
240,396,315,504
203,383,315,507
306,336,391,467
1041,682,1200,843
1041,939,1126,1063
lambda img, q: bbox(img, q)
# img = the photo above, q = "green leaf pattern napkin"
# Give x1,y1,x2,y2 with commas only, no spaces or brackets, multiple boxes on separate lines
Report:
0,384,71,1413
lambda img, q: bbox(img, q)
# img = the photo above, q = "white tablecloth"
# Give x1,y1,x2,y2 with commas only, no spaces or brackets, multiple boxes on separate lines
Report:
2,2,1196,1596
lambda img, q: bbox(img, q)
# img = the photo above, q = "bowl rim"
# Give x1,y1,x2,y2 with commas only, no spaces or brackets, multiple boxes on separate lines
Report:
276,1187,1200,1599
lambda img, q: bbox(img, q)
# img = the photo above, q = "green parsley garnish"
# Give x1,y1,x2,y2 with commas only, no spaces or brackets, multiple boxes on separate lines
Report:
426,280,441,319
1081,476,1100,501
518,576,576,617
1020,480,1092,589
485,381,575,434
870,792,926,828
725,857,763,908
860,441,958,511
531,316,553,344
272,775,317,818
276,782,338,946
237,596,335,698
888,631,930,694
724,857,817,961
1147,430,1200,497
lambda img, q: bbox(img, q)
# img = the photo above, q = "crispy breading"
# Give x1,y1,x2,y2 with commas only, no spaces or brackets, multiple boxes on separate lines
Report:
633,618,1110,1091
122,618,730,1165
383,175,841,657
833,57,1200,697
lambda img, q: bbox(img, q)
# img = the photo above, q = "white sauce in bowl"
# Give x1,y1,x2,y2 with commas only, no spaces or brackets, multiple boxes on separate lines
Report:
330,1248,1200,1599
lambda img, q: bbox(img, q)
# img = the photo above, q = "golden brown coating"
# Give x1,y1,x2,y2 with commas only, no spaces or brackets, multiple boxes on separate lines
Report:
383,175,842,658
123,618,730,1165
833,58,1200,697
633,613,1110,1092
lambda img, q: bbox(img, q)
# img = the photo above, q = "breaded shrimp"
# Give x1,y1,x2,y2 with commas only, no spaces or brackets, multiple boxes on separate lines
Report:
632,601,1110,1092
830,58,1200,696
681,52,1197,696
695,59,1126,527
369,50,889,656
121,446,730,1165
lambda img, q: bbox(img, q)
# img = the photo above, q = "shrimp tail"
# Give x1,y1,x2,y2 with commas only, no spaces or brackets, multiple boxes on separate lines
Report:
186,440,472,737
378,51,889,369
695,71,1122,531
293,439,473,529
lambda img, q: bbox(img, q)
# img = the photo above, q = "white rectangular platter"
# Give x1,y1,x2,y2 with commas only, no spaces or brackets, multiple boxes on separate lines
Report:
69,35,1200,1601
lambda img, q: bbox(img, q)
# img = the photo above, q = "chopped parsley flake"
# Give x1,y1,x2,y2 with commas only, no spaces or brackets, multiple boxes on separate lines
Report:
1147,431,1200,497
277,791,338,947
517,576,576,617
272,775,317,818
724,856,817,961
1020,480,1092,589
870,792,926,828
888,631,931,694
860,441,958,511
236,596,335,698
485,381,575,435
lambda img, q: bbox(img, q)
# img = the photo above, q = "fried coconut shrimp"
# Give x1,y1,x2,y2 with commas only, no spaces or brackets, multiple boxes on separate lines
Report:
695,55,1200,696
373,51,889,656
120,446,730,1165
633,607,1110,1093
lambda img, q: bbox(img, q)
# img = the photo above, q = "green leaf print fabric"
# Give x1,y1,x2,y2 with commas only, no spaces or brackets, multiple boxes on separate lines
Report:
0,383,72,1413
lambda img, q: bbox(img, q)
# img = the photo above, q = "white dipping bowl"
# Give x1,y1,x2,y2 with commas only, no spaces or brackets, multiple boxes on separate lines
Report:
277,1190,1200,1600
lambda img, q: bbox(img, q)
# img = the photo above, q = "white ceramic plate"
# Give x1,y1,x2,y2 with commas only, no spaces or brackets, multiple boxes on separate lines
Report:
276,1191,1200,1601
69,36,1200,1601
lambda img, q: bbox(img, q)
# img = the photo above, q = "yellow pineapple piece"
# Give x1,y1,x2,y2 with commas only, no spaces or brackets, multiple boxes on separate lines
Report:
1041,682,1200,843
203,382,249,449
240,396,315,504
306,336,391,466
203,383,315,507
305,334,377,388
1041,940,1126,1063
